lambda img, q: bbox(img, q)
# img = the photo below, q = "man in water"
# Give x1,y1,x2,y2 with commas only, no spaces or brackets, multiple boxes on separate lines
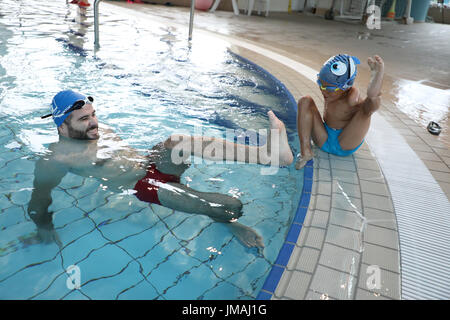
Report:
29,90,294,248
295,54,384,169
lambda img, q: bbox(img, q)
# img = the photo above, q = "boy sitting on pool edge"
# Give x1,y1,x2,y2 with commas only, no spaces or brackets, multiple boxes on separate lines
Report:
295,54,384,169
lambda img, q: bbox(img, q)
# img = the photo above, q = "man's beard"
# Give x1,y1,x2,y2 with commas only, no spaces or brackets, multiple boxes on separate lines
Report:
68,124,99,140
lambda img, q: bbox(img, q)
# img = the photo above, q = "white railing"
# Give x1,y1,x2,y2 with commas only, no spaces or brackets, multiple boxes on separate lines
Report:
94,0,196,49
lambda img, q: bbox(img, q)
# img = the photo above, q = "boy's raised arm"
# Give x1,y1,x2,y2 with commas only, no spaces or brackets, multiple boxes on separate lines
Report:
362,55,384,115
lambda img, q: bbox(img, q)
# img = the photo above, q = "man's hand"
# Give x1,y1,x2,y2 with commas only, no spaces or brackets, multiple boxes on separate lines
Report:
37,227,63,249
28,155,68,250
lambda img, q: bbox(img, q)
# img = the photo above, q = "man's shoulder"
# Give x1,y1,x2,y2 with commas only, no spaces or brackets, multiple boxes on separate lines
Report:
34,152,69,180
40,143,76,167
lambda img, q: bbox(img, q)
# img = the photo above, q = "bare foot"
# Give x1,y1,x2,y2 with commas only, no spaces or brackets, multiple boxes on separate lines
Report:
295,152,314,170
267,111,294,166
227,222,264,248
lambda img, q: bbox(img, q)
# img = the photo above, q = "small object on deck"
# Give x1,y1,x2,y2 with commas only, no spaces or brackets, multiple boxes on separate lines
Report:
324,0,335,20
78,1,91,7
196,0,213,11
427,121,442,135
387,0,396,19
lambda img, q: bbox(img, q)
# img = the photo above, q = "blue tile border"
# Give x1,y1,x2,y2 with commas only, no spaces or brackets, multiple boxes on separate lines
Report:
274,243,295,266
259,265,285,294
256,162,314,300
285,223,302,243
229,50,314,300
255,290,273,300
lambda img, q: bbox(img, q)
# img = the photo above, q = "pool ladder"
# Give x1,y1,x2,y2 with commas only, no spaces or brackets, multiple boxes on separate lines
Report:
94,0,197,49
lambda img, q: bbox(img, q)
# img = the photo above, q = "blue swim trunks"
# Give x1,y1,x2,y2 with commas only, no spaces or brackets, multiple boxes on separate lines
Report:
320,122,363,156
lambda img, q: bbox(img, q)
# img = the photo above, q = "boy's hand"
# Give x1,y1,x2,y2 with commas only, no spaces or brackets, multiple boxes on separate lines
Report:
366,55,384,99
367,55,384,73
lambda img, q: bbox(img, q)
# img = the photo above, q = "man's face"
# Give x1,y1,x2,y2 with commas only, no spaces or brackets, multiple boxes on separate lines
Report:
59,103,99,140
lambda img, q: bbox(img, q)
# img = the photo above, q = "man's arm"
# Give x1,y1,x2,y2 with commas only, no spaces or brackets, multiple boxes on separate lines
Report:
361,55,384,115
28,156,68,245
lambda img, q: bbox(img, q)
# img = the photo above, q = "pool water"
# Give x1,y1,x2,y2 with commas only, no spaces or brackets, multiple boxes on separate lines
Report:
0,0,302,299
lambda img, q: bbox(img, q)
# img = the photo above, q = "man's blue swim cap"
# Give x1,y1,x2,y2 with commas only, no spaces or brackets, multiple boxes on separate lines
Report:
51,90,87,127
318,54,361,90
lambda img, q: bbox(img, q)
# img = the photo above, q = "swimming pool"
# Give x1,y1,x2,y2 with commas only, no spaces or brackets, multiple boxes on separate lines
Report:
0,0,303,299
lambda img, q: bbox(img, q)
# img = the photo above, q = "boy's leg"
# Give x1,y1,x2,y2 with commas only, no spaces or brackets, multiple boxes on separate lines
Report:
337,108,371,151
296,96,328,169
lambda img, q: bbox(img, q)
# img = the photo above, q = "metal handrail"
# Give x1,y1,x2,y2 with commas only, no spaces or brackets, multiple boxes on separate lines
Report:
94,0,102,49
189,0,196,41
93,0,196,49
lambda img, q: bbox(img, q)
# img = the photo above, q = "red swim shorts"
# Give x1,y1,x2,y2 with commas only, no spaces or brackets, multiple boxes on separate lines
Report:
133,164,180,205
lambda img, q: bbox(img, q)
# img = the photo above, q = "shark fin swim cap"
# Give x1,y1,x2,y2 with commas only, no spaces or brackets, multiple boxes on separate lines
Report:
50,90,86,127
318,54,361,90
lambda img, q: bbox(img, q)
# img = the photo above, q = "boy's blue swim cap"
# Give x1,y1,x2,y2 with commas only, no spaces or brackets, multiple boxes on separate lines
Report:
318,54,361,90
51,90,87,127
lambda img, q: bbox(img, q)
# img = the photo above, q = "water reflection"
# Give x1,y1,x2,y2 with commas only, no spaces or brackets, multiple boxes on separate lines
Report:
393,79,450,140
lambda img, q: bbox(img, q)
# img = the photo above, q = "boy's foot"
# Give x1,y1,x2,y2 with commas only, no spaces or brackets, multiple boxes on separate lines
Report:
295,152,314,170
267,111,294,166
70,0,79,4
